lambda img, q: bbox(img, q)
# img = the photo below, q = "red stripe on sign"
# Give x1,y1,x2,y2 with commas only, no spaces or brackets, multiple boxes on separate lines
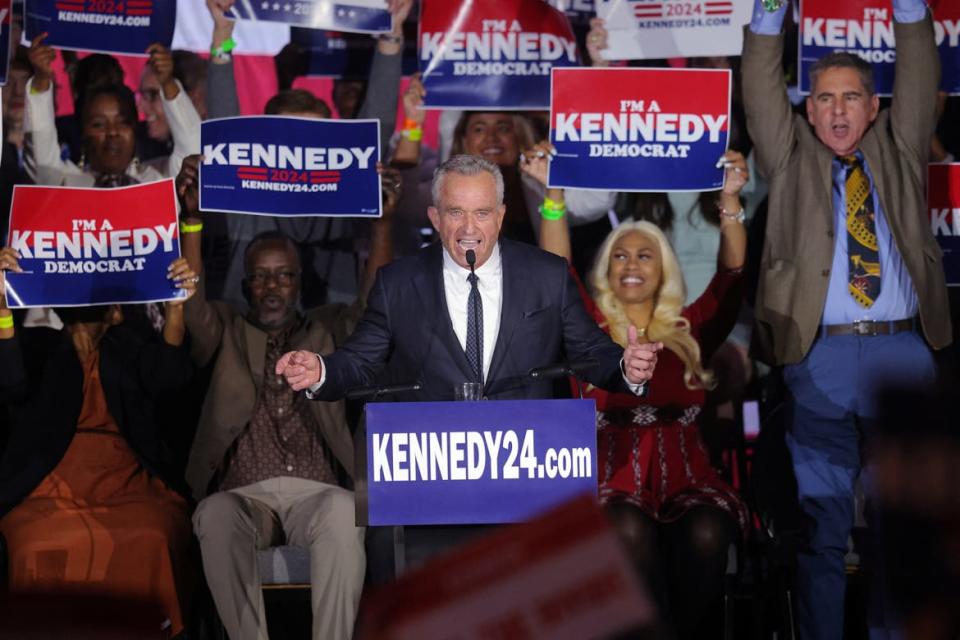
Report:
239,176,267,181
309,171,341,177
311,179,341,184
704,2,733,6
238,167,268,173
127,0,153,5
705,9,732,14
127,9,152,15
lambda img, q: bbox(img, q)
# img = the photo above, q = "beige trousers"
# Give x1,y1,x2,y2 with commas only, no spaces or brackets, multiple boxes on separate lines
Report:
193,477,365,640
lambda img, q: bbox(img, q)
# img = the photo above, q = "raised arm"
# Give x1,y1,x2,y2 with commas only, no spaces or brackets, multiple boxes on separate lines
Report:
522,140,573,261
740,0,796,179
0,248,26,403
24,33,79,185
177,154,226,366
358,0,413,152
889,0,940,165
206,0,241,120
147,44,202,178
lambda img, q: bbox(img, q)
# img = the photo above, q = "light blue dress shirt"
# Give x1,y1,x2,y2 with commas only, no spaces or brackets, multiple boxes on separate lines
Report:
821,153,918,324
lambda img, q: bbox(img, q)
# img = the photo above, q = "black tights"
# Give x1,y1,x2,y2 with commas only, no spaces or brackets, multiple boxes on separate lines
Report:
607,502,737,640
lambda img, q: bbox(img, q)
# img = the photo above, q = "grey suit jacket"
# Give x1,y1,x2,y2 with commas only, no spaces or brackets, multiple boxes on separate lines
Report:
742,16,951,365
183,280,356,500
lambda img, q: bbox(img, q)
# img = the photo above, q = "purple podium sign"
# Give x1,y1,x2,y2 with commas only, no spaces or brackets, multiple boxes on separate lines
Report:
358,399,598,526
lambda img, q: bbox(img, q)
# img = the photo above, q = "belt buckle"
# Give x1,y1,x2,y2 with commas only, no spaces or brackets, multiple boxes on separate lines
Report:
852,320,879,336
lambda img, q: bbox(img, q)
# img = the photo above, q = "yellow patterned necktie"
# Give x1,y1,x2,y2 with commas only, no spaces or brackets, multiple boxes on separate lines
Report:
840,155,880,308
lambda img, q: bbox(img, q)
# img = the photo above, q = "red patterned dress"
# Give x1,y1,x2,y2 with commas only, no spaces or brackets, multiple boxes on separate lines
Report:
576,268,749,532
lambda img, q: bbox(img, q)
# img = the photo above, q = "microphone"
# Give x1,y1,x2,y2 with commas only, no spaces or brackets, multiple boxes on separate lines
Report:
344,382,423,401
528,359,599,400
465,249,483,385
527,359,599,380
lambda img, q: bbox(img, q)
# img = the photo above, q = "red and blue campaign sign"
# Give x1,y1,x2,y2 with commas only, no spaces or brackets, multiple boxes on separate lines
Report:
229,0,391,34
24,0,176,56
929,163,960,286
362,400,597,526
200,116,382,218
3,180,183,308
418,0,580,110
548,67,731,192
799,0,960,96
0,0,13,86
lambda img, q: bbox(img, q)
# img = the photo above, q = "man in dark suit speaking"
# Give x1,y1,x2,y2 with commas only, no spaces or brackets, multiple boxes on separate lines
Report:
277,154,660,400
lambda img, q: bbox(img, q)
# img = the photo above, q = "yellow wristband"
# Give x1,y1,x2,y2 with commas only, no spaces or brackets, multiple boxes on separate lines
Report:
180,221,203,233
401,127,423,142
544,196,565,210
0,315,14,330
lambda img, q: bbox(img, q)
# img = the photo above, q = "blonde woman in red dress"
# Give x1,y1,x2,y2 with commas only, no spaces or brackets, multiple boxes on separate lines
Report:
526,145,750,638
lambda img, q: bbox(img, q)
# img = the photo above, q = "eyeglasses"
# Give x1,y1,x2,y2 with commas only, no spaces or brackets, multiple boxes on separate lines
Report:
137,89,161,103
247,270,298,286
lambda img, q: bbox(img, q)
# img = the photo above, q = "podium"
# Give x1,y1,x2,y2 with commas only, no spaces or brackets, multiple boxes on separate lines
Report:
354,399,598,573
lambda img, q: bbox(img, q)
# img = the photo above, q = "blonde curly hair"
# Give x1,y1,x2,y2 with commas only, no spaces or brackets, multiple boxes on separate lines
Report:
589,220,716,390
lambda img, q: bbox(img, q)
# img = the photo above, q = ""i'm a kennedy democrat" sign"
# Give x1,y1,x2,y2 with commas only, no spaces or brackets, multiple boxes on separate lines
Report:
4,180,183,308
929,163,960,286
418,0,579,110
548,67,730,192
799,0,960,95
199,116,382,218
25,0,177,56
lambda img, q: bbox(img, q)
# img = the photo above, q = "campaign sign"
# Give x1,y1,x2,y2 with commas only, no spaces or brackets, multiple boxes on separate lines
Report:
3,180,183,308
0,0,13,86
548,67,730,192
290,27,419,77
362,400,597,526
200,116,382,218
357,497,656,640
799,0,960,95
548,0,596,26
596,0,753,60
229,0,391,34
418,0,579,110
24,0,176,56
929,163,960,286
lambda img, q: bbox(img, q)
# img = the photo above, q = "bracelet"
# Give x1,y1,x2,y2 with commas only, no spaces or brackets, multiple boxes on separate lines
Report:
180,221,203,233
544,196,565,211
377,33,402,44
211,37,236,57
0,315,14,330
402,118,420,130
718,204,745,223
540,197,567,221
401,127,423,142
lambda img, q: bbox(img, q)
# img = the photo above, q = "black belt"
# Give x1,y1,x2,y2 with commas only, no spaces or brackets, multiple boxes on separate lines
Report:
821,318,916,338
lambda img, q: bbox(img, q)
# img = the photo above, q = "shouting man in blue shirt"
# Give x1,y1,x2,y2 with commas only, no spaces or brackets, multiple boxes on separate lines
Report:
742,0,952,637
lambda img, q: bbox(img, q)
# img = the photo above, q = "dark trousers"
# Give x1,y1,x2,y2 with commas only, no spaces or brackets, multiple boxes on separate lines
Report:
783,330,936,640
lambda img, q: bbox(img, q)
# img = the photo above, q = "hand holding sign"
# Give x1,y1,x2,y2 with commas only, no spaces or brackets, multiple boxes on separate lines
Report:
147,44,178,101
0,247,23,309
176,154,202,217
622,325,662,386
166,257,198,307
720,150,749,197
519,142,557,188
276,349,323,392
28,33,55,94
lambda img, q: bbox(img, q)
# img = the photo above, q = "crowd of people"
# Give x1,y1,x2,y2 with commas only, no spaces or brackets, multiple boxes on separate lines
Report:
0,0,957,638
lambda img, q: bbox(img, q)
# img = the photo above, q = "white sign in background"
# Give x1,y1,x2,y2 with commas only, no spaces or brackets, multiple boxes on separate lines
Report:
597,0,753,60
